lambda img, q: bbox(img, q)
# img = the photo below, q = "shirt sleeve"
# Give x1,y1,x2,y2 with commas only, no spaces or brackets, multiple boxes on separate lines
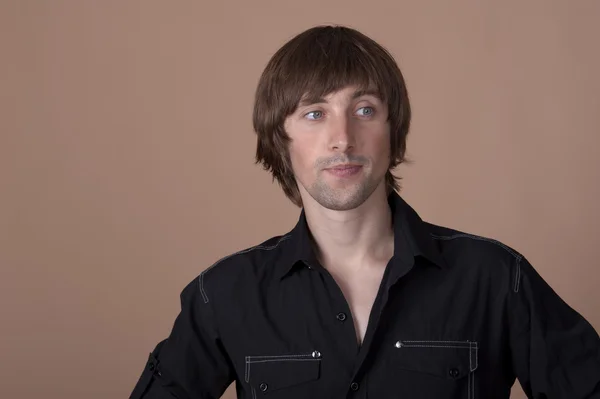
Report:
508,255,600,398
129,276,235,399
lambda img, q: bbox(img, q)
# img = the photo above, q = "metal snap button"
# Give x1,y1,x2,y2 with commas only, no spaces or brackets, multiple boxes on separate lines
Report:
449,368,460,378
259,382,268,392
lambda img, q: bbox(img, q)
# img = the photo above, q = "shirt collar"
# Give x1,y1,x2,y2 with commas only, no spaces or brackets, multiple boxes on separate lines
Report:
277,191,446,280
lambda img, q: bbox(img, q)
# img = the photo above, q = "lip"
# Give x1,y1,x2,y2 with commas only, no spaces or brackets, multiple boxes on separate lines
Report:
325,164,362,170
324,164,363,178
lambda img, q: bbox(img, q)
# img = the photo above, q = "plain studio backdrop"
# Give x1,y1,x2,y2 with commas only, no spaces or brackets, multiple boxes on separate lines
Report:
1,1,599,398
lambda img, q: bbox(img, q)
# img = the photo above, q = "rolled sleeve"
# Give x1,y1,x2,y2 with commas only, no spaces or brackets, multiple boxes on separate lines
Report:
130,276,234,399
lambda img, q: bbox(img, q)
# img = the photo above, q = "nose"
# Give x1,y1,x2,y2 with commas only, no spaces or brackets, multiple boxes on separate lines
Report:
328,114,355,152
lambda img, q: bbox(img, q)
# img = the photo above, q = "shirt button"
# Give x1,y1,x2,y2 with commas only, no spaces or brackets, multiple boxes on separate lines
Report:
259,382,268,392
336,312,347,321
350,382,359,391
449,368,460,378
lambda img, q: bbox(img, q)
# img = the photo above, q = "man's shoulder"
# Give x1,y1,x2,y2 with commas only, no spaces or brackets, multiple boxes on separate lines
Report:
203,233,291,276
193,233,292,304
424,221,524,276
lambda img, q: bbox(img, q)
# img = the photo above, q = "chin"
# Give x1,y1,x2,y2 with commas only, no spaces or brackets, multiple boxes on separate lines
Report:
321,201,364,211
312,188,371,211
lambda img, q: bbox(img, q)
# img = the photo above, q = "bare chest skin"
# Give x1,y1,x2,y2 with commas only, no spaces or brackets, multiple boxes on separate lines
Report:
327,262,388,346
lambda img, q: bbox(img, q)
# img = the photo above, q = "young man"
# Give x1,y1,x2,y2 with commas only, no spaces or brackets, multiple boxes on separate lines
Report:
130,25,600,399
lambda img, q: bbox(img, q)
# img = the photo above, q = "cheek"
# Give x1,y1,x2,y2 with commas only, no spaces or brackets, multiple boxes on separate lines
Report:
380,129,392,156
382,141,392,168
365,133,391,165
288,140,315,173
374,136,390,154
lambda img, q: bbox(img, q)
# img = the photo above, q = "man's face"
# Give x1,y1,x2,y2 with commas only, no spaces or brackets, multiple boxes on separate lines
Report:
284,85,391,211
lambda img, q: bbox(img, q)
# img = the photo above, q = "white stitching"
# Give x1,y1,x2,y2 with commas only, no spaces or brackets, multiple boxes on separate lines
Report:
199,235,292,303
468,371,471,399
469,341,472,372
471,342,478,399
246,353,316,360
402,340,472,344
515,259,520,292
430,233,522,260
247,358,254,399
245,358,320,397
398,339,478,398
472,360,476,399
399,344,473,349
247,358,322,364
245,352,319,385
430,232,524,297
400,340,479,349
245,357,249,383
398,340,476,350
467,341,475,399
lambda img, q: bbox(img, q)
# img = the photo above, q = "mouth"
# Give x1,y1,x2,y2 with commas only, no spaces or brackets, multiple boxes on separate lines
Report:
324,164,363,178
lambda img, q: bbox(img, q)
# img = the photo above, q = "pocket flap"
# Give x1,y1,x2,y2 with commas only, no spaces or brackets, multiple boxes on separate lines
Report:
393,340,478,380
245,354,321,393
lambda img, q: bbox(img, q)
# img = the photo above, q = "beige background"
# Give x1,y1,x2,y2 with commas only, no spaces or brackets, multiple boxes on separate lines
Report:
2,1,599,398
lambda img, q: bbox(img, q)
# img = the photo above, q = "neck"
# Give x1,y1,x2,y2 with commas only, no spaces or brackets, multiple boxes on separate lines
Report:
302,184,395,273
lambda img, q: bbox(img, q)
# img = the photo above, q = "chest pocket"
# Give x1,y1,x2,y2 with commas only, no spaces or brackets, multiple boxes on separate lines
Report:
245,351,321,397
393,340,478,399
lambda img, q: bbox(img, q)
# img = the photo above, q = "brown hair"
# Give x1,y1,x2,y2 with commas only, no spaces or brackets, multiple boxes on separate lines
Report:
252,25,412,207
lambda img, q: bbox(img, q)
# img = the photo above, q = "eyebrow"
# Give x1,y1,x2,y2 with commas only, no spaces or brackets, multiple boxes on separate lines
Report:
298,88,382,107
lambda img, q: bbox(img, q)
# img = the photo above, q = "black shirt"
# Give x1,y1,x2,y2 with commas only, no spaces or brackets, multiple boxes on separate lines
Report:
130,191,600,399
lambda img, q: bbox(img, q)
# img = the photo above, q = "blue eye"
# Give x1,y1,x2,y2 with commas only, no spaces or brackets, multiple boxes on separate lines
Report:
305,110,323,120
356,107,374,116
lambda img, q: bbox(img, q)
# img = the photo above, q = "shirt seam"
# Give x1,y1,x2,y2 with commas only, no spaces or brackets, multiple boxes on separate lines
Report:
199,234,292,304
430,232,523,293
